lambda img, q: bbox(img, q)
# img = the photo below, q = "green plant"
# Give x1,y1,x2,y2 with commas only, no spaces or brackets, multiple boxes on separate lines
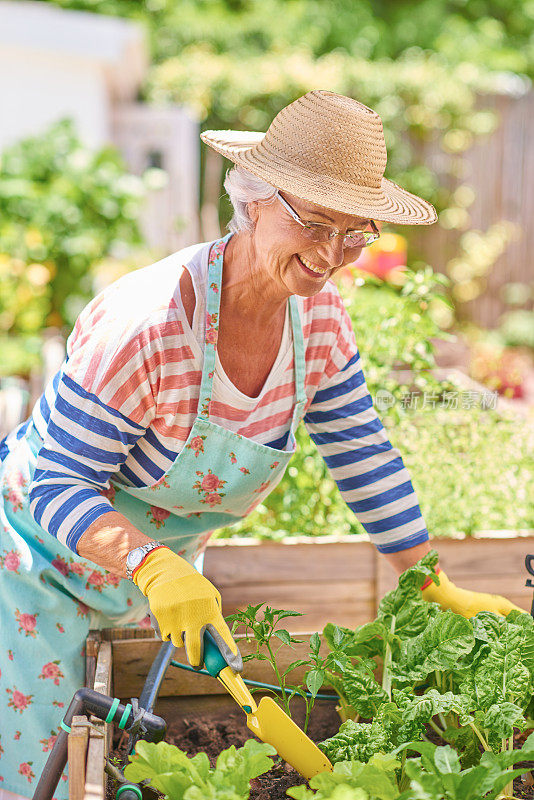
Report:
288,754,402,800
227,603,335,733
396,734,534,800
123,738,276,799
285,734,534,800
317,552,534,783
0,119,146,373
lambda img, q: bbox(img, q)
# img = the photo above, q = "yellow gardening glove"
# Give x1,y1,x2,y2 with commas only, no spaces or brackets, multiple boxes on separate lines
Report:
133,547,242,671
421,569,524,618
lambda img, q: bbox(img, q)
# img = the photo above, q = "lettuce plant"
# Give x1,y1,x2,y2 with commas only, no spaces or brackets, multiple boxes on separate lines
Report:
123,738,276,800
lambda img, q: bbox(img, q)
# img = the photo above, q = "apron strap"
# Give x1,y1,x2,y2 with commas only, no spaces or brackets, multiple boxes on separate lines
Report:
198,234,231,419
198,234,308,435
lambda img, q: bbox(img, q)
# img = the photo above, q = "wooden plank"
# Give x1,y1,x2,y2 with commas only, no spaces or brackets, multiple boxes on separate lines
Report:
220,579,375,632
92,641,112,695
83,724,105,800
68,716,89,800
112,634,333,699
83,640,112,800
84,631,101,690
204,538,374,585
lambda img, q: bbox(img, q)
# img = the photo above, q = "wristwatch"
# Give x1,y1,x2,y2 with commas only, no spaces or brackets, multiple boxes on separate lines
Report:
126,541,164,581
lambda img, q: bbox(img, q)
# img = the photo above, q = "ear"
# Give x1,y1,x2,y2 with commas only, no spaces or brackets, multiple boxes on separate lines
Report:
247,200,260,224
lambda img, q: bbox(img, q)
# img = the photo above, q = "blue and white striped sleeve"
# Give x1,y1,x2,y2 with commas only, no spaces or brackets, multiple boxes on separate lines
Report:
303,318,430,554
28,372,148,554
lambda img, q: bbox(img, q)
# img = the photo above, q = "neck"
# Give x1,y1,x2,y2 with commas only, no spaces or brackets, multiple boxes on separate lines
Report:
221,231,290,323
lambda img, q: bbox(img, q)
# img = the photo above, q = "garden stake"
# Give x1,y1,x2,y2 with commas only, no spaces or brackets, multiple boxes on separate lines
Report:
198,630,333,779
525,554,534,617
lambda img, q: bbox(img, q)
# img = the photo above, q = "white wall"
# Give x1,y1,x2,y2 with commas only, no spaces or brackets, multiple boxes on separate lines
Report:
0,46,110,150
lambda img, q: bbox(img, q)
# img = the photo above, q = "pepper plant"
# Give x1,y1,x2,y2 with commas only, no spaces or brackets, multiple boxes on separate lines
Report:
227,603,340,733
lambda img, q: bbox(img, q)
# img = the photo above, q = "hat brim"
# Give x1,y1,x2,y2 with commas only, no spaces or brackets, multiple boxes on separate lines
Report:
201,129,437,225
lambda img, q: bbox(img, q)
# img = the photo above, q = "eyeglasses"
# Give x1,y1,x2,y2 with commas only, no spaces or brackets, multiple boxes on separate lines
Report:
275,191,380,248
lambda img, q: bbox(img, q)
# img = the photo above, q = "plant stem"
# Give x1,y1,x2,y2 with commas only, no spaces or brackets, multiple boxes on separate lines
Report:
382,617,395,699
500,735,515,799
266,640,291,717
428,719,446,741
469,723,490,752
303,698,312,734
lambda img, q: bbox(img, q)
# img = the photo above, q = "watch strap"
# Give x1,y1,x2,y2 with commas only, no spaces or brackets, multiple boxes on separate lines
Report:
126,540,164,581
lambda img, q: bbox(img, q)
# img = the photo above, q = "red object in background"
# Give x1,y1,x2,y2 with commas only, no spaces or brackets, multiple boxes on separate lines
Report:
470,345,527,399
343,228,408,281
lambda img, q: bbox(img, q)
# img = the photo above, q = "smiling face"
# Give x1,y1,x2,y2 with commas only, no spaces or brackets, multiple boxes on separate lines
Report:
247,190,372,298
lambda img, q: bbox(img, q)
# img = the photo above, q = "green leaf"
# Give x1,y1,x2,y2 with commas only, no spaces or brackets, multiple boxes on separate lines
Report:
125,738,276,800
306,668,326,698
310,632,322,653
433,745,461,774
273,629,292,646
483,702,525,739
282,659,310,677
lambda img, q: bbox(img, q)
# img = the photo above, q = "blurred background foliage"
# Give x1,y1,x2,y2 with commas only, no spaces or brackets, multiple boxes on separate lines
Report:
0,120,147,377
39,0,534,345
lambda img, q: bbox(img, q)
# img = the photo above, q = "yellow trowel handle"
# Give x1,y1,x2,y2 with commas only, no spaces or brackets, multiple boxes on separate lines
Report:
200,630,258,714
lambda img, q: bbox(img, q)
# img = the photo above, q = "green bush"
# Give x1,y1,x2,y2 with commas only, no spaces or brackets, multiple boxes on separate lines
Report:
0,119,146,374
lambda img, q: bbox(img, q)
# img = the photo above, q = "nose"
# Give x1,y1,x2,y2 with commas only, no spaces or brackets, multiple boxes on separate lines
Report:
316,235,345,269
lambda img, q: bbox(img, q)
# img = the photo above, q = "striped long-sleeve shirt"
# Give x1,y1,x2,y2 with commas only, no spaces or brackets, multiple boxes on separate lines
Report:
21,239,429,554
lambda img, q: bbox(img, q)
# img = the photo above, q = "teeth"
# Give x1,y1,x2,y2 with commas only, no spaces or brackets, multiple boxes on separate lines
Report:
299,255,328,274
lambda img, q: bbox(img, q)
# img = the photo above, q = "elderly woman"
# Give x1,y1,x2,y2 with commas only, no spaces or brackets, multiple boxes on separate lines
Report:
0,90,519,795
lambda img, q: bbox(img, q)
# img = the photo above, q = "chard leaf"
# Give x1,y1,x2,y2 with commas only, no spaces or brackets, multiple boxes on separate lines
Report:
396,611,475,681
471,622,532,708
395,689,472,727
441,724,481,769
375,702,423,750
471,611,505,644
319,719,391,764
506,610,534,630
341,664,389,719
377,550,439,640
483,701,525,739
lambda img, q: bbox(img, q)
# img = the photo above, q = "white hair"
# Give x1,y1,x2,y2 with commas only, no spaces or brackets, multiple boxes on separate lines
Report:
224,166,278,233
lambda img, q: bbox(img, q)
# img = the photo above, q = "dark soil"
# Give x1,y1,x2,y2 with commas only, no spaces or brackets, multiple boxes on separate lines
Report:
108,705,534,800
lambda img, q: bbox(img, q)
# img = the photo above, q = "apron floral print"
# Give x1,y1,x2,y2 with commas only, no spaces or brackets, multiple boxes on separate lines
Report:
0,233,306,795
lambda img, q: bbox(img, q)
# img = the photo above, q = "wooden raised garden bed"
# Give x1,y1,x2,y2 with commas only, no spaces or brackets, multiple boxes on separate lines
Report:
69,532,534,797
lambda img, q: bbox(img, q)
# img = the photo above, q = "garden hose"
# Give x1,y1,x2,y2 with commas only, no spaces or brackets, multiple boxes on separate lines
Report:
170,658,338,701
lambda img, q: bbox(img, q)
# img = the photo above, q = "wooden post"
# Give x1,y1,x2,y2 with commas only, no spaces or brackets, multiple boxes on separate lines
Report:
68,716,89,800
83,640,113,800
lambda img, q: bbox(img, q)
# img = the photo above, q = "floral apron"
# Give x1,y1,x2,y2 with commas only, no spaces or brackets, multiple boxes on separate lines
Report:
0,234,306,796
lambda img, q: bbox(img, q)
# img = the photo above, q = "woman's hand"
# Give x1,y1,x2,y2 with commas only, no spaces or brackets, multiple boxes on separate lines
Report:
422,569,524,618
133,547,242,670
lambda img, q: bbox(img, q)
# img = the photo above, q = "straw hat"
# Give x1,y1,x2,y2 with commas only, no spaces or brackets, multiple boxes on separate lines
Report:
201,90,437,225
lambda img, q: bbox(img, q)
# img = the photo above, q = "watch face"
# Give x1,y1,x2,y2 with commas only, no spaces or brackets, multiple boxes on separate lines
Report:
127,549,144,569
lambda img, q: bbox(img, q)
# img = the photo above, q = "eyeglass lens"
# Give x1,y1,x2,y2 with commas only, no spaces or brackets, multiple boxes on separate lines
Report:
303,225,374,247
